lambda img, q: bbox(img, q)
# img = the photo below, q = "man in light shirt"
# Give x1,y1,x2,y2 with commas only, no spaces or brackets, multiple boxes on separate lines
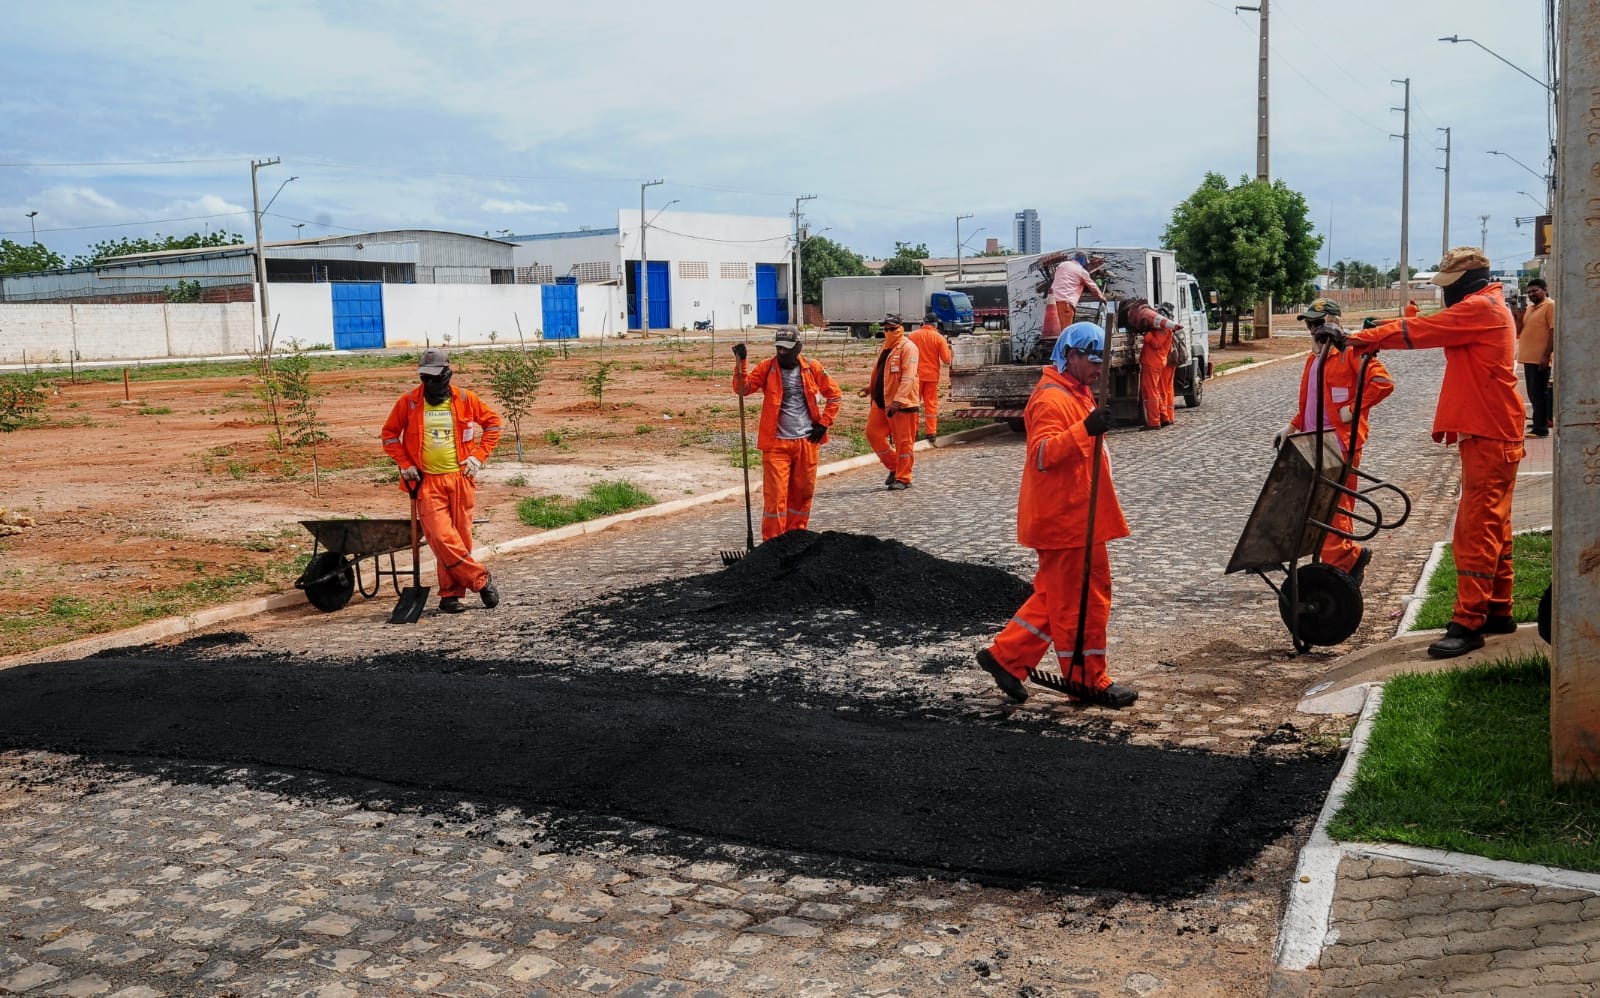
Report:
1049,252,1108,333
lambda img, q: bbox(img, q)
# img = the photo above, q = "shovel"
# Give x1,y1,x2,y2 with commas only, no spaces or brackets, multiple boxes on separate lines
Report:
721,370,757,567
389,477,430,624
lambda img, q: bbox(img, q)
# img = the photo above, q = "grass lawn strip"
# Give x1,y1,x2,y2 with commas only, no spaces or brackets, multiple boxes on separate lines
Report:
517,480,656,529
1327,655,1600,872
1409,531,1550,631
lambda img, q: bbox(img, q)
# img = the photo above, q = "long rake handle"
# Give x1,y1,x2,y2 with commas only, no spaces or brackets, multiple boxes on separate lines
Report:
1070,306,1114,682
736,370,755,552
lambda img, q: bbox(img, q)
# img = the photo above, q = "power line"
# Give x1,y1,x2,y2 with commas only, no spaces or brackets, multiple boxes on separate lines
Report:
0,157,242,169
0,210,251,237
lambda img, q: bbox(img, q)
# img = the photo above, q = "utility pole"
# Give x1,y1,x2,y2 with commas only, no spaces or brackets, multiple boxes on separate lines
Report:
793,194,816,326
26,211,38,245
1391,79,1411,309
639,179,663,333
1436,127,1451,261
1479,214,1490,257
250,157,280,354
1237,1,1272,337
955,214,974,281
1552,0,1600,785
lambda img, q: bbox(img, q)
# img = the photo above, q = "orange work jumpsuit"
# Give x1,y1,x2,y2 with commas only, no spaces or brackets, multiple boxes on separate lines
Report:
866,331,921,485
381,385,503,599
1288,345,1395,574
1126,302,1180,428
986,365,1130,693
1348,284,1524,629
906,323,953,436
733,354,844,539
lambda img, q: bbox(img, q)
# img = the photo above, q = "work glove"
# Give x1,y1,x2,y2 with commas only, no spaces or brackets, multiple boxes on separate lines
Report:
1272,424,1296,450
886,403,901,416
1338,406,1354,425
731,343,747,361
1361,317,1380,330
463,456,483,479
807,423,827,443
400,466,421,483
1083,407,1112,437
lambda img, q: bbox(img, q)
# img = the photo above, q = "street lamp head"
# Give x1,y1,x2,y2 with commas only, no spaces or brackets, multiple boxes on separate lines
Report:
25,211,38,219
1438,35,1459,43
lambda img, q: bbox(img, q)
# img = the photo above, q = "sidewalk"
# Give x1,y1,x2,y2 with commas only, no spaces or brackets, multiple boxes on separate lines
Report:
1271,432,1599,996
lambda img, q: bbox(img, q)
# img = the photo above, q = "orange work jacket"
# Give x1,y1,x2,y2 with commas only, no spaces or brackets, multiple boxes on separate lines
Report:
871,335,922,411
1347,284,1522,444
1290,347,1395,453
907,324,952,382
733,355,843,450
381,384,503,493
1016,365,1130,551
1404,303,1420,318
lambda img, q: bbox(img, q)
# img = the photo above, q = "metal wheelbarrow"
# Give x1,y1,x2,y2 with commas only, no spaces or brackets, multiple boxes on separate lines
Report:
1224,351,1412,653
293,518,426,612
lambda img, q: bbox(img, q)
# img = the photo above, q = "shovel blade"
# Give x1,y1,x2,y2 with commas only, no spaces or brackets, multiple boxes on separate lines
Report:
388,585,431,624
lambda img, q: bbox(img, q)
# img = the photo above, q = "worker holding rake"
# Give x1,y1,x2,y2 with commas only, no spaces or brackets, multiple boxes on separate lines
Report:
732,327,843,539
976,322,1138,709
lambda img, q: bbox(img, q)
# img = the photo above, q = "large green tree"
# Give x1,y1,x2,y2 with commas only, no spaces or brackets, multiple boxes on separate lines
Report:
879,241,929,277
800,235,870,304
71,230,245,268
1163,173,1322,344
0,239,65,275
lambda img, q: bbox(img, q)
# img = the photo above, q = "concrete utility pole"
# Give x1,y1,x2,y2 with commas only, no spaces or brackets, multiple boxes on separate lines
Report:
793,194,816,326
1553,0,1600,785
250,157,280,354
955,214,973,281
1237,1,1271,337
1478,214,1490,256
639,179,663,333
1437,127,1451,260
1391,79,1411,307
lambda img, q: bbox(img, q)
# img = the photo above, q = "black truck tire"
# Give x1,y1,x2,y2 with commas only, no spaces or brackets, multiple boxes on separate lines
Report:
1183,359,1204,408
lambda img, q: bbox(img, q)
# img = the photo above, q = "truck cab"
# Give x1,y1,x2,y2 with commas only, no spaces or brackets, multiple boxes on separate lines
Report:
930,291,975,336
1172,271,1212,407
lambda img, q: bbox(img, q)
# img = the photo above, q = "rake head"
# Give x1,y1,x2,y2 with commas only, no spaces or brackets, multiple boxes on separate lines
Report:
719,549,748,567
1026,668,1089,698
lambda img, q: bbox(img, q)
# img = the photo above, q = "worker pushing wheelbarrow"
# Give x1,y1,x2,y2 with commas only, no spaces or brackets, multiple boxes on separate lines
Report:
1225,303,1411,653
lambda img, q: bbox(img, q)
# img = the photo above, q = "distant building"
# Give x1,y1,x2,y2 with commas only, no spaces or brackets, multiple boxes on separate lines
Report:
985,237,1001,255
1013,209,1041,256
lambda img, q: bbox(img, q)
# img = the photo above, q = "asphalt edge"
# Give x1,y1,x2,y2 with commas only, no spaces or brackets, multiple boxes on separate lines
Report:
0,422,1010,670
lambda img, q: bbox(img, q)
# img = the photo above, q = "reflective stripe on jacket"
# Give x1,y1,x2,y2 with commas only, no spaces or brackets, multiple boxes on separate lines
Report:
1016,365,1129,550
381,385,503,493
873,337,922,410
734,356,843,450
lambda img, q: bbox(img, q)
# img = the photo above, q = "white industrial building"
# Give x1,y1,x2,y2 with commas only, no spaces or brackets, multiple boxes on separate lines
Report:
507,210,795,332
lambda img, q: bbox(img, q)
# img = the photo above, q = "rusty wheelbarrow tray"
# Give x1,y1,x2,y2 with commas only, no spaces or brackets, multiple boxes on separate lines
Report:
293,518,424,612
1224,353,1412,653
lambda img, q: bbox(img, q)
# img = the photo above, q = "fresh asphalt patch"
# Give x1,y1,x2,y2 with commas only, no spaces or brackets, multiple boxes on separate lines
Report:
0,655,1338,896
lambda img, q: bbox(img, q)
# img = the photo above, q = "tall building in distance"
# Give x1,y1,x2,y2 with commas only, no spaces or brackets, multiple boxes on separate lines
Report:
1013,209,1041,255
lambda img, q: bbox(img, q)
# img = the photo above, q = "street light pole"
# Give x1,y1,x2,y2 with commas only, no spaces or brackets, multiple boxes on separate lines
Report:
1479,214,1490,256
955,214,973,281
793,194,816,326
1441,35,1557,207
25,211,38,245
292,223,305,239
1392,78,1411,307
1437,127,1451,261
1074,223,1092,247
639,179,663,333
250,158,281,354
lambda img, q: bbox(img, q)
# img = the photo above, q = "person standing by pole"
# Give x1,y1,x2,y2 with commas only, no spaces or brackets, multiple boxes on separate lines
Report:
975,322,1139,709
861,315,921,490
731,327,843,539
1518,278,1554,437
906,312,953,439
382,349,504,614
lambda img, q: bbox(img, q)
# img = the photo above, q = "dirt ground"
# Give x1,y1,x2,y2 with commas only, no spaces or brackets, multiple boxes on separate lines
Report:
0,328,1313,658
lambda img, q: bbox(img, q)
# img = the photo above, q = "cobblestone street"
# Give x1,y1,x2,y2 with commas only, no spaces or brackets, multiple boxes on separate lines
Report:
0,349,1472,997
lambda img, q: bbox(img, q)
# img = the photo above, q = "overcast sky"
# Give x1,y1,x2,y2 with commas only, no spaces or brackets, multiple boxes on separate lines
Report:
0,0,1556,271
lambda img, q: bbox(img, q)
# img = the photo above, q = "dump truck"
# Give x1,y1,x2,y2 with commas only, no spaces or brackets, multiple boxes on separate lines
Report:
821,275,975,338
948,281,1009,330
949,247,1213,428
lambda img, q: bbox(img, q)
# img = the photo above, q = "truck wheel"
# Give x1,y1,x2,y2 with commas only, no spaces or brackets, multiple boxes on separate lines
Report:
1005,417,1025,433
850,324,870,339
1183,359,1204,408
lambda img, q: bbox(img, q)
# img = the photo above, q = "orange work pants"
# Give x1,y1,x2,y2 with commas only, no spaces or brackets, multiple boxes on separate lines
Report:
919,379,941,436
987,545,1113,692
1139,350,1176,427
1452,437,1523,629
1319,468,1364,574
418,471,488,598
866,406,917,484
760,437,820,540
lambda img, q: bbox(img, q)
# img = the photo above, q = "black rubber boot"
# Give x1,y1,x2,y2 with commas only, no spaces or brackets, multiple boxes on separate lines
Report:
479,573,500,609
438,597,465,614
1427,621,1484,659
1480,614,1518,634
1350,547,1372,586
976,650,1028,703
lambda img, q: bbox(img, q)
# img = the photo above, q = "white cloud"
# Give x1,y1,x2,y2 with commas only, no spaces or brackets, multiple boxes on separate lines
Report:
480,199,567,215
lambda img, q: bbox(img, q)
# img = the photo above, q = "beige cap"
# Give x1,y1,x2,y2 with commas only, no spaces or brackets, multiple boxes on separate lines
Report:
1431,247,1490,287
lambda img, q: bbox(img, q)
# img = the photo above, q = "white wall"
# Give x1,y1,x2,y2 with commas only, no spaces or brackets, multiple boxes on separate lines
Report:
577,284,626,338
615,210,792,328
509,232,620,284
0,303,256,365
269,284,335,350
380,285,540,348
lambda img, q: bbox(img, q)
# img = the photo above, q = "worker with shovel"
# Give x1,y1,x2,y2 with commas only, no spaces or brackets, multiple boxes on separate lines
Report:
976,322,1138,709
732,327,843,539
381,348,503,615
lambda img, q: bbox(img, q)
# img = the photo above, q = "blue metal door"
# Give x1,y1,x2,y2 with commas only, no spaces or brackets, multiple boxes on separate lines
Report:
627,261,672,330
755,264,788,324
540,284,578,340
331,283,385,350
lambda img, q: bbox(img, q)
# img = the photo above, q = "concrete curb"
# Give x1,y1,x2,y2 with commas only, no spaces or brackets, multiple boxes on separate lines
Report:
1211,349,1308,379
0,422,1009,669
1394,539,1448,637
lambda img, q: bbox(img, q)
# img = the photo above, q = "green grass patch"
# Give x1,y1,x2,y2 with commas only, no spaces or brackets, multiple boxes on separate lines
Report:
728,442,759,470
1411,532,1551,631
59,352,411,385
1328,655,1600,871
516,480,655,529
935,416,989,436
137,405,172,416
1213,356,1257,375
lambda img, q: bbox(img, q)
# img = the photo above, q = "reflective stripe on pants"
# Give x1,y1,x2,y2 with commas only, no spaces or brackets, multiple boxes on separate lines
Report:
987,544,1113,691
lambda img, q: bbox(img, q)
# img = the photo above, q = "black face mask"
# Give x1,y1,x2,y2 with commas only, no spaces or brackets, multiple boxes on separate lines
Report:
1443,268,1493,308
776,348,801,370
421,371,452,404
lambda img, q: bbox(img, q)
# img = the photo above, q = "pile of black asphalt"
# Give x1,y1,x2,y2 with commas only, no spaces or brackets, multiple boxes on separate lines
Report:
557,529,1035,650
0,654,1339,896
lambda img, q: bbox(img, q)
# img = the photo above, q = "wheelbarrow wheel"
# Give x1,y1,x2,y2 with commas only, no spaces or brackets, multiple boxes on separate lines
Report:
301,552,355,612
1278,563,1363,647
1537,584,1551,644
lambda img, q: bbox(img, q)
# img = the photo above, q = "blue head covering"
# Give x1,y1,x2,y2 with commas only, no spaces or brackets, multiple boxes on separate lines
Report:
1073,252,1089,266
1051,321,1105,371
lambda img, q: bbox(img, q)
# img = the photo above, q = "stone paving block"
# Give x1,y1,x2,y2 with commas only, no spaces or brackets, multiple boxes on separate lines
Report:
1324,916,1399,948
1,963,66,993
1401,910,1494,939
1534,917,1600,947
1492,943,1589,969
1444,887,1536,913
1440,926,1538,955
42,973,112,997
746,917,823,939
1436,967,1545,993
1490,902,1584,930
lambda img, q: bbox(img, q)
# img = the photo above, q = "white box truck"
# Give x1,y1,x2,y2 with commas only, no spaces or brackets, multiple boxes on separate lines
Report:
821,275,975,338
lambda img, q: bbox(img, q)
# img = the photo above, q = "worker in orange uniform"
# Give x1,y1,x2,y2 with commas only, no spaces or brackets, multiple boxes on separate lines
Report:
1346,247,1524,658
1123,298,1183,429
731,327,843,538
860,315,922,490
976,322,1139,709
382,348,503,614
1275,299,1395,585
906,312,953,439
1404,300,1420,318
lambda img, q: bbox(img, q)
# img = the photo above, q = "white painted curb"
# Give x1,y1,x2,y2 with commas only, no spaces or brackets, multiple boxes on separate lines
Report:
1394,539,1448,637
